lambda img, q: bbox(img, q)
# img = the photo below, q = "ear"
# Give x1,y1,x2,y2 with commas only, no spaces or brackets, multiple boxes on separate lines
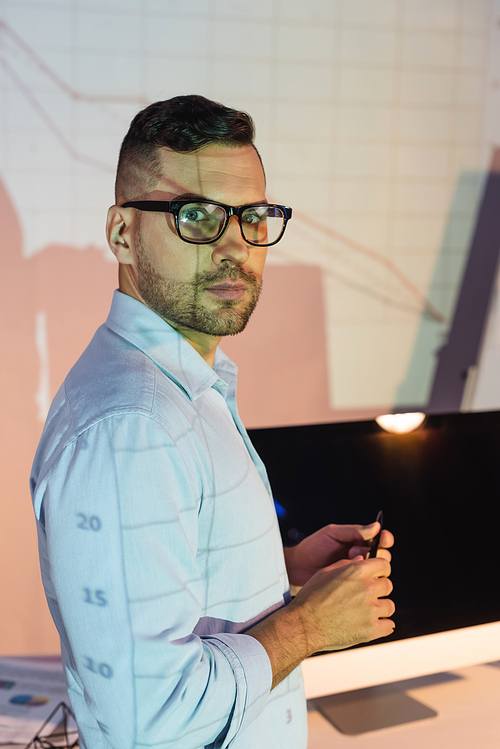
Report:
106,205,134,265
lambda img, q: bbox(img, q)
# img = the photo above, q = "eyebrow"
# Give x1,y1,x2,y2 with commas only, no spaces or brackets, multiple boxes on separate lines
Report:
173,192,208,201
172,193,270,206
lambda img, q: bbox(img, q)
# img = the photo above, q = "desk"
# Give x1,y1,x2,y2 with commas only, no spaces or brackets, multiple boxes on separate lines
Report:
307,662,500,748
3,660,499,747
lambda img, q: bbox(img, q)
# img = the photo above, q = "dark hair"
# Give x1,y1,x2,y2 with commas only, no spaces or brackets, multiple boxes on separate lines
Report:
115,95,258,200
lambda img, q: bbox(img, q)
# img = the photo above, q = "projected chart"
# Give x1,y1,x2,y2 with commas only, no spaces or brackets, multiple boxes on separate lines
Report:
1,1,500,418
10,695,50,707
0,660,71,742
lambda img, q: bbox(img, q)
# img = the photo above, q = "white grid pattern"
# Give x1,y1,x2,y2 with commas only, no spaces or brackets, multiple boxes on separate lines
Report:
1,0,499,411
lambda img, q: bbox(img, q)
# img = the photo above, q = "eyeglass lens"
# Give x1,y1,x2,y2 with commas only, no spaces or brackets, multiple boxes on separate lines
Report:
178,202,285,245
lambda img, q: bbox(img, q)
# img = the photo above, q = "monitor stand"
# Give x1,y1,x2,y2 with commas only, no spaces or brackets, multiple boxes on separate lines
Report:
313,677,441,735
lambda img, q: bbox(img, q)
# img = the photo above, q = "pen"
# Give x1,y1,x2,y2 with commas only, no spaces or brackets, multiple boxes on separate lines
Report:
368,510,384,558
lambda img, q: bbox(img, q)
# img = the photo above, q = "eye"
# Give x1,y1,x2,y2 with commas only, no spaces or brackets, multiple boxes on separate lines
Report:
180,205,209,222
243,213,261,225
242,207,268,225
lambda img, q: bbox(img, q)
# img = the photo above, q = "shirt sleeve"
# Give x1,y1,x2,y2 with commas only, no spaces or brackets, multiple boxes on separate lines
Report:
34,411,273,749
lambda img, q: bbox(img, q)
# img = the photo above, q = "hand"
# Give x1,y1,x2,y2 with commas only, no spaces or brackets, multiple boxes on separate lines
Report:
290,556,395,654
284,522,394,587
247,553,395,689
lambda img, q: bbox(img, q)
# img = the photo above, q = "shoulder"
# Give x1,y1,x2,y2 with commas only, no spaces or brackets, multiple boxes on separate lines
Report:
33,322,190,478
65,322,159,427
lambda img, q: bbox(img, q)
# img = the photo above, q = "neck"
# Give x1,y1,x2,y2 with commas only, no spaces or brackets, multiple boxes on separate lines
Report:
170,326,221,367
117,264,220,367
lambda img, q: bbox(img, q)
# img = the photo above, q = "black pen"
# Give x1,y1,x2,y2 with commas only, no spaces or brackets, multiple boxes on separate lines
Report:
368,510,384,558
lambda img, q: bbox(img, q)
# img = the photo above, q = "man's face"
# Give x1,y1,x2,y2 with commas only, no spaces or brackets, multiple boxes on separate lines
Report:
125,144,268,341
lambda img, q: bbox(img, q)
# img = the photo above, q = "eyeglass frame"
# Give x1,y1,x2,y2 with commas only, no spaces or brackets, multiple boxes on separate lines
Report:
120,199,292,247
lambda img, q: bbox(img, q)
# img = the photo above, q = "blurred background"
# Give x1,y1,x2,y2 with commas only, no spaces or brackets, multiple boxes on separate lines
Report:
1,0,500,654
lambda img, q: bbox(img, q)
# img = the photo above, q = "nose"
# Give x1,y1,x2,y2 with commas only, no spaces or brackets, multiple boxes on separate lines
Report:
210,215,250,265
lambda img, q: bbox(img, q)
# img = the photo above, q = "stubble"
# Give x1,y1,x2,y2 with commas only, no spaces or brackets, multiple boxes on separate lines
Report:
135,237,262,337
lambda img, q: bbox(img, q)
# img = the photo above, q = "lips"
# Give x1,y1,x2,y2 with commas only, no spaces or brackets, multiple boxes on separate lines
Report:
205,282,247,300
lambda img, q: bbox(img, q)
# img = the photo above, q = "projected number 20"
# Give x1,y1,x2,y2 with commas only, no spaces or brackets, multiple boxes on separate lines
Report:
77,513,102,531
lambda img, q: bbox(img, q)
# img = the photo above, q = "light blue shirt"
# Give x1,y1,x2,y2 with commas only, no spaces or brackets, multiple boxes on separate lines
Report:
30,290,307,749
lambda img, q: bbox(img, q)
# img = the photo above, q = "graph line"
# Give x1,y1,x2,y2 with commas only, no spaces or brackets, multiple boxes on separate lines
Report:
291,208,446,324
0,57,115,172
0,17,447,321
0,20,150,106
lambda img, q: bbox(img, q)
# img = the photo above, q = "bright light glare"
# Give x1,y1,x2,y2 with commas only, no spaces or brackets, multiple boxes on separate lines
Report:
375,412,426,434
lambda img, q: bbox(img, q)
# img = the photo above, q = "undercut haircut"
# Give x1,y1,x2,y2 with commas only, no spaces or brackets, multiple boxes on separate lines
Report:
115,94,259,201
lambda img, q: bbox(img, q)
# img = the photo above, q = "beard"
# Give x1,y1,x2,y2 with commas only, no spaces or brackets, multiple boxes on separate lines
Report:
135,242,262,337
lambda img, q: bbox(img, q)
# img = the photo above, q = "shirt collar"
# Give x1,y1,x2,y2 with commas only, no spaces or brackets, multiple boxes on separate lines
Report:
105,290,238,402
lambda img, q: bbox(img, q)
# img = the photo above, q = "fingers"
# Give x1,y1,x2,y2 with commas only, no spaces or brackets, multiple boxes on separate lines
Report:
373,573,393,598
357,526,394,549
348,546,392,562
349,546,392,562
320,523,376,544
377,615,396,639
348,528,394,560
322,523,394,549
379,529,395,550
350,559,396,630
375,594,396,640
328,555,391,579
377,596,396,619
295,555,395,653
367,564,395,631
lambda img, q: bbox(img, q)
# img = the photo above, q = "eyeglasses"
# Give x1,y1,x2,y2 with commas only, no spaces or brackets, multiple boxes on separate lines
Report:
120,199,292,247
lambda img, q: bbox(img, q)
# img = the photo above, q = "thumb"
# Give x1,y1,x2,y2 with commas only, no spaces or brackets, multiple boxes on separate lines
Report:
324,523,379,544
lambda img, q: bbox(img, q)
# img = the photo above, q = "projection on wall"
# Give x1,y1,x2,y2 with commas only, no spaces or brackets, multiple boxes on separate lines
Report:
1,0,500,653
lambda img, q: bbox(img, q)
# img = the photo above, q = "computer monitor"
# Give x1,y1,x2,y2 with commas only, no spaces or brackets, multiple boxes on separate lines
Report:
248,410,500,699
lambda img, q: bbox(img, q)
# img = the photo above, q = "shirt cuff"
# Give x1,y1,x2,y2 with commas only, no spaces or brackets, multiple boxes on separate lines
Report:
203,633,272,747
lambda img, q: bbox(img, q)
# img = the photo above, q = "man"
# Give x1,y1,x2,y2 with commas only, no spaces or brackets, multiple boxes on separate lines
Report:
31,95,394,749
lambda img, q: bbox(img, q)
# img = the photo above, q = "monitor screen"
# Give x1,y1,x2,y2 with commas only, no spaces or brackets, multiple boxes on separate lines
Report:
249,410,500,647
